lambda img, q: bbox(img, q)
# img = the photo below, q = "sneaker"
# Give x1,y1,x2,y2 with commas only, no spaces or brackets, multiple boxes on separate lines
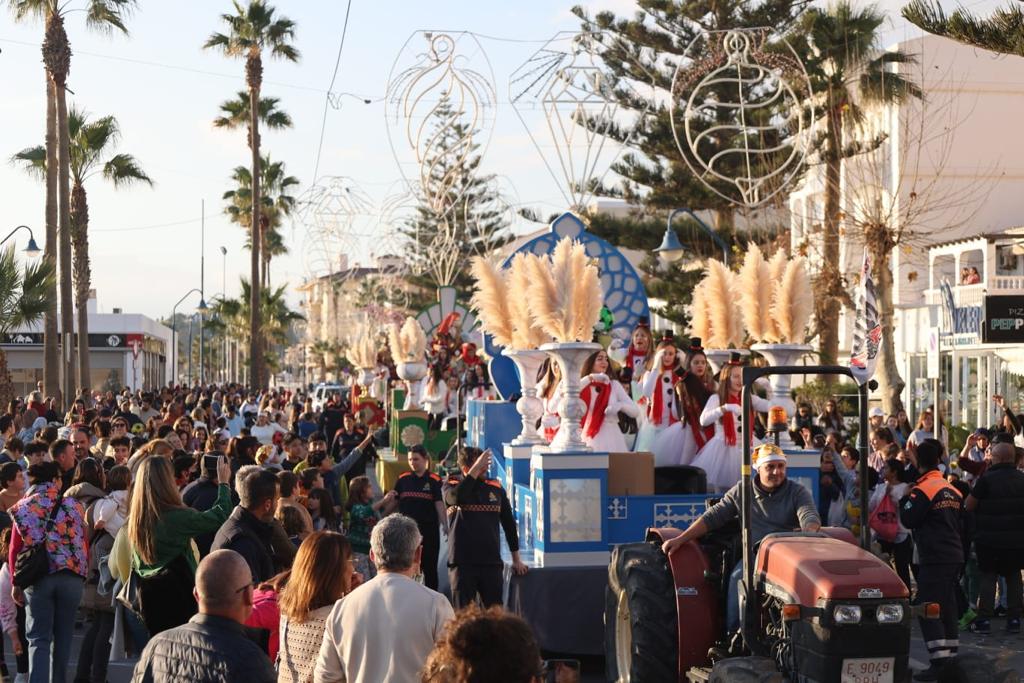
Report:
995,605,1008,617
969,618,991,634
958,607,977,630
1007,617,1021,634
914,662,949,681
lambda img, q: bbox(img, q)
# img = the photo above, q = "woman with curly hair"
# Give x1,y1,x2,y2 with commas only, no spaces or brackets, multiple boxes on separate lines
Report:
421,604,543,683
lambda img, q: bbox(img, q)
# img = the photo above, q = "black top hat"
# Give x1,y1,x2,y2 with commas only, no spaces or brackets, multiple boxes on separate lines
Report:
727,351,744,366
635,316,650,329
660,330,675,344
688,337,704,352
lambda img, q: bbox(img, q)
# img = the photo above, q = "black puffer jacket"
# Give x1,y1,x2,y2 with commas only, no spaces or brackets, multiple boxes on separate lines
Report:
972,463,1024,549
210,506,275,584
131,613,275,683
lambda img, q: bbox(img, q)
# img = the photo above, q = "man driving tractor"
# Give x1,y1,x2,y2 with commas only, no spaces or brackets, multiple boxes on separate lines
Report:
662,442,821,632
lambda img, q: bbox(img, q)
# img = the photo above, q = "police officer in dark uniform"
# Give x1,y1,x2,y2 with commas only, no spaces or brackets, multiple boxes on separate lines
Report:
899,438,964,682
391,444,447,590
443,447,528,608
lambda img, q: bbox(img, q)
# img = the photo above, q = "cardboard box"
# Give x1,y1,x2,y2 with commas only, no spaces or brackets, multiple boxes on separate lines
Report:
608,451,654,496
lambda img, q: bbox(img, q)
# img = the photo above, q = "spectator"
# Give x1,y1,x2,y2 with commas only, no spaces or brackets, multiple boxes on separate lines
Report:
869,458,912,593
346,476,393,578
282,433,306,471
313,514,454,683
51,439,76,493
817,399,845,438
306,488,338,532
0,528,28,682
421,605,543,683
182,454,238,558
8,461,87,683
957,429,990,485
390,445,447,591
211,468,279,584
899,439,964,681
93,465,131,537
278,532,355,683
443,448,527,609
868,428,895,473
296,412,319,441
70,427,91,463
965,266,981,284
0,462,26,512
318,397,346,446
245,570,290,663
331,415,371,484
131,549,276,683
908,407,948,452
277,470,313,539
964,440,1024,635
251,411,286,446
0,435,24,467
886,415,907,448
128,453,233,635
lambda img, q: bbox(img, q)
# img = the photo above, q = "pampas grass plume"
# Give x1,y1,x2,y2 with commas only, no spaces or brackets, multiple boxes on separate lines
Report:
764,250,788,342
738,244,771,342
507,254,549,348
470,257,515,348
772,258,814,343
705,260,738,348
689,282,711,343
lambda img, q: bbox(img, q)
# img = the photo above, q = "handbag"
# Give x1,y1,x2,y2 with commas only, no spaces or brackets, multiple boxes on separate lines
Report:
869,491,900,543
13,492,64,589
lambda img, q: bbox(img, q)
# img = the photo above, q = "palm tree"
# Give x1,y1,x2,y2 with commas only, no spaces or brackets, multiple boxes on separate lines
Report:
903,1,1024,57
213,90,293,141
5,0,137,404
13,107,152,392
204,0,299,389
795,1,922,371
222,156,298,288
211,279,303,383
0,245,56,408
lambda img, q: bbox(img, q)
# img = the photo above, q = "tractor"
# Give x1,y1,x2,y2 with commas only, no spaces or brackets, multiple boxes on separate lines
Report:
606,365,926,683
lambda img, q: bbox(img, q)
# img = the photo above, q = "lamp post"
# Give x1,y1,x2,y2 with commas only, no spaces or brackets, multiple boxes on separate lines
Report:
1,225,43,256
656,209,730,265
171,288,207,387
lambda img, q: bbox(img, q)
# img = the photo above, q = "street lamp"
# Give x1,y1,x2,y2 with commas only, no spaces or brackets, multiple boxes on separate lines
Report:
656,209,730,266
171,288,205,387
220,246,227,383
1,225,42,257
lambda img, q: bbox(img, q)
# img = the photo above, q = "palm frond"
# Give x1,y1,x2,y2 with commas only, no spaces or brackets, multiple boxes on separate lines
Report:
11,146,47,181
102,153,153,188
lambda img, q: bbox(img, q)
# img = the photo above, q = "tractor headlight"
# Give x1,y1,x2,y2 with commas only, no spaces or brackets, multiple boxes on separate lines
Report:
833,605,862,624
876,604,904,624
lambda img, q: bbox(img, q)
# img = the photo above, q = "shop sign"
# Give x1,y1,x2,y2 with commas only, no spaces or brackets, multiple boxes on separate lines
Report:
983,295,1024,343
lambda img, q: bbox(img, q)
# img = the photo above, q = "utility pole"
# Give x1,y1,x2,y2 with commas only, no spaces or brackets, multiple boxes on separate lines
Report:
199,200,205,386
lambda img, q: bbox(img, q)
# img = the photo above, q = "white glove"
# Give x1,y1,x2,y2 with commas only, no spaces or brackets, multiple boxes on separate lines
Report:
723,404,742,415
541,414,560,429
589,373,609,383
652,349,665,367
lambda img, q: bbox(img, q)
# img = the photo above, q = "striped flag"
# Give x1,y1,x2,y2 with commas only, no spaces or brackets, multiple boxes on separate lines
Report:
849,249,881,386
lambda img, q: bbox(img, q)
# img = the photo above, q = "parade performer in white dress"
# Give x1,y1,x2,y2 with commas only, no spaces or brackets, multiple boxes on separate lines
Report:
652,338,717,467
691,353,772,492
537,358,562,443
634,334,682,458
579,349,639,453
624,317,653,403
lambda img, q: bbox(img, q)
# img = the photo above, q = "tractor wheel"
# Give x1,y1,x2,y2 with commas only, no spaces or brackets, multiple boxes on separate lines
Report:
938,653,1021,683
708,656,784,683
604,542,678,683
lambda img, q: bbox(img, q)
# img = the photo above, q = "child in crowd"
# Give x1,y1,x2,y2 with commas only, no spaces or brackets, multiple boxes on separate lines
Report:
346,476,396,579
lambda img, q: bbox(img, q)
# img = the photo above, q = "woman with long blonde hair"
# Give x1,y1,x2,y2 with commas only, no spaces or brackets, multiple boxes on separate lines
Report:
635,334,682,458
537,358,562,443
127,453,233,635
277,531,355,683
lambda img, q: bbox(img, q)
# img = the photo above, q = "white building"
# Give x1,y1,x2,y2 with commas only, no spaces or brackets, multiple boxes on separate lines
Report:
2,292,172,395
789,34,1024,423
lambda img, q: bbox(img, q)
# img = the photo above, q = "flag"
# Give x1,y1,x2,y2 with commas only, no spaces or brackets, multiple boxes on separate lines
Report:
849,249,881,386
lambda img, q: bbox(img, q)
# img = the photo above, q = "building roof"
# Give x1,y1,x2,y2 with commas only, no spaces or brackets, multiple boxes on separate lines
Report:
929,227,1024,251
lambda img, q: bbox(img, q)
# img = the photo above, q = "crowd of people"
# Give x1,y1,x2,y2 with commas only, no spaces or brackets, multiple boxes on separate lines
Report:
0,382,542,683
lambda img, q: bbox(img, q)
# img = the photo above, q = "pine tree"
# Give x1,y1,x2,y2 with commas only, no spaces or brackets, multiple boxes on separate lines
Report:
903,0,1024,58
401,98,512,309
570,0,808,232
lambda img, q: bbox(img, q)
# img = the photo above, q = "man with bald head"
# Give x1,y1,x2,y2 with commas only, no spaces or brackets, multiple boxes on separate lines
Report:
966,439,1024,635
131,549,275,683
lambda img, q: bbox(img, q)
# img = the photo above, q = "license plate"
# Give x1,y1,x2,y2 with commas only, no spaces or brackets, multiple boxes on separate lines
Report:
841,657,894,683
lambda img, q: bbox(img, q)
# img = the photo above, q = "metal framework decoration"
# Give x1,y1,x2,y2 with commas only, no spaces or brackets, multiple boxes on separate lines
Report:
671,28,814,208
510,31,655,211
294,176,375,280
385,31,497,218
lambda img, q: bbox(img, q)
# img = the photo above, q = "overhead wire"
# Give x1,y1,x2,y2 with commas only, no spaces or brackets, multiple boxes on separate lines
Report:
310,0,355,187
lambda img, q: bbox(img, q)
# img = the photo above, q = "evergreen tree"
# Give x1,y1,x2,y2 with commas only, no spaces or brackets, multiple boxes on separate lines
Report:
903,0,1024,58
401,98,512,310
571,0,808,232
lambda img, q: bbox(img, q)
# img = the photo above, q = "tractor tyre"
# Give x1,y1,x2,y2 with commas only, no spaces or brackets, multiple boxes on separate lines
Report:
708,656,784,683
604,542,678,683
938,653,1021,683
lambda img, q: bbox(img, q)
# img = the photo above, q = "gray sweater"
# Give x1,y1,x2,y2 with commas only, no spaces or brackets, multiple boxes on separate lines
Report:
700,477,820,545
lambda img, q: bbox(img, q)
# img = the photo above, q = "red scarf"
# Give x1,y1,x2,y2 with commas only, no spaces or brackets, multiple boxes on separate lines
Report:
580,381,612,438
722,393,741,447
649,370,678,426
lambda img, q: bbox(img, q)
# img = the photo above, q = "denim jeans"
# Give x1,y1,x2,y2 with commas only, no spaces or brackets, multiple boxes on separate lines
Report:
25,570,84,683
727,560,743,633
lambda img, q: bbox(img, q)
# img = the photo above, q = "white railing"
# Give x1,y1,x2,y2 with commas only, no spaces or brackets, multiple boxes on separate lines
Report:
991,275,1024,291
923,283,986,307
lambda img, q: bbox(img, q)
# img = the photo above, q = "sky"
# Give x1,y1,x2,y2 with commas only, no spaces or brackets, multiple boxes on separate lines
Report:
0,0,1003,321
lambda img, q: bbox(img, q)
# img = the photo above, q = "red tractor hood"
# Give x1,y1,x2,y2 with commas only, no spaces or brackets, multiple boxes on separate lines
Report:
755,535,909,603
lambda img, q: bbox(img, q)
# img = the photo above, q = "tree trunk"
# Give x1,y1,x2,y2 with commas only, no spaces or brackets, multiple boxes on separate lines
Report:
0,350,15,413
71,182,91,393
247,50,264,389
816,107,843,381
872,247,905,415
49,15,75,401
43,72,60,404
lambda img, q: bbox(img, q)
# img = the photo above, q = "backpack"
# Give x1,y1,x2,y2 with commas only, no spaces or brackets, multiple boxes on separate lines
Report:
869,492,900,543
